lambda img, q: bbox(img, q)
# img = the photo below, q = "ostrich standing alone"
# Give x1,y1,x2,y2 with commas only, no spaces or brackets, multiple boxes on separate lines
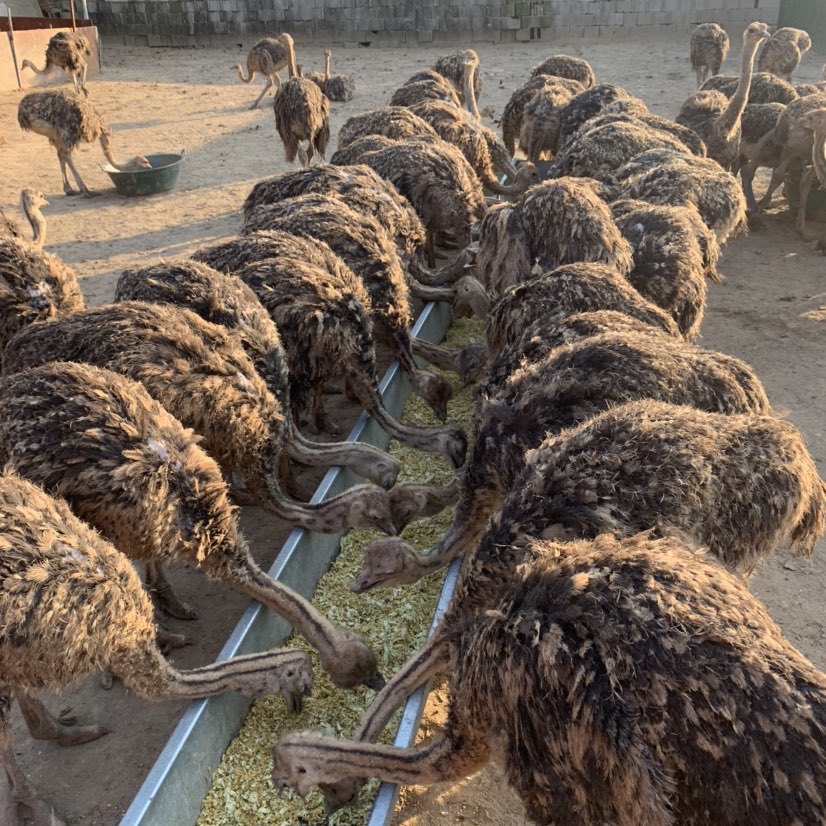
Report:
233,34,294,110
272,34,330,166
17,89,149,196
677,22,770,170
689,22,730,87
20,30,91,97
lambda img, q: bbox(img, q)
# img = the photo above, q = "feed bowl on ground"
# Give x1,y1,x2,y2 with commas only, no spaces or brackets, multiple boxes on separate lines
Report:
101,152,185,196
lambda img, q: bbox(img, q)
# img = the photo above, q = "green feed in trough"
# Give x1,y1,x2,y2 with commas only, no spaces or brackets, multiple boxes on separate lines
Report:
101,151,185,196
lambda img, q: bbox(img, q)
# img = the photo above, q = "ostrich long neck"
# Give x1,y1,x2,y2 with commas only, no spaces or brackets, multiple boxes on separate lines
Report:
719,37,761,136
324,52,331,83
20,58,47,75
285,38,298,79
98,129,133,171
21,200,46,249
812,123,826,188
463,64,481,120
235,63,253,83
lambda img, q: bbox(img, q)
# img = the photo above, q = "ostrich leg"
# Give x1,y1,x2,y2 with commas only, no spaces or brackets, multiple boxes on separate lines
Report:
62,151,97,197
796,167,815,236
57,154,80,196
145,560,199,620
0,693,67,826
16,692,108,748
80,63,89,97
251,78,274,110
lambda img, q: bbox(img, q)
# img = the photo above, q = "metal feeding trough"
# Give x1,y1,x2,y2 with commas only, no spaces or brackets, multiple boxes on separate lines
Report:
121,299,458,826
101,151,185,197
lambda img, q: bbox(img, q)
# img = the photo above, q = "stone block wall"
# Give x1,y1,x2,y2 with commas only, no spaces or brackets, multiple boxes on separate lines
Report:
87,0,782,48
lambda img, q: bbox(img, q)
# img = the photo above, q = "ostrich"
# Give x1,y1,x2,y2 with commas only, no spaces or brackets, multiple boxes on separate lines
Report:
409,99,540,190
0,362,387,691
474,178,633,297
331,136,486,267
17,89,150,196
739,92,826,228
275,531,826,826
337,106,439,149
700,70,798,104
193,233,467,467
272,35,330,167
329,133,408,165
529,54,595,88
0,191,84,355
241,164,426,258
0,187,48,248
546,118,694,181
501,74,585,156
0,472,313,826
433,49,481,119
610,198,720,339
306,49,355,102
517,82,582,163
736,101,786,175
676,21,771,170
2,302,402,528
353,332,772,593
241,193,455,421
689,22,730,86
608,148,748,243
233,34,294,110
758,27,812,82
389,71,462,109
20,30,91,97
802,106,826,188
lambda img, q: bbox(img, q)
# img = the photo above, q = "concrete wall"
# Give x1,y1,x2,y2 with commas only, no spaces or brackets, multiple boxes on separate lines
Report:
85,0,782,48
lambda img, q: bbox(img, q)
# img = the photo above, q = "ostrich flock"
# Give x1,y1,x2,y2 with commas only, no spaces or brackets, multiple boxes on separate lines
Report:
2,16,826,826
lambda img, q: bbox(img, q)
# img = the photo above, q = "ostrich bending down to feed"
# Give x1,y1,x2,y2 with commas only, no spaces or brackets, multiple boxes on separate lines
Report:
296,398,826,818
700,71,798,104
272,34,330,166
3,302,400,530
233,34,294,110
337,107,439,149
353,331,773,593
17,89,150,196
676,22,770,171
0,472,313,826
758,27,812,82
275,530,826,826
193,232,467,468
389,71,462,109
111,260,398,489
0,363,386,691
241,164,426,259
529,54,595,88
689,22,730,87
20,30,91,97
242,193,455,420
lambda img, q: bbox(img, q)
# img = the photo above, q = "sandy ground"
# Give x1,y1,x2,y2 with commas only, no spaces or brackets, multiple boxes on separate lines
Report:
1,29,825,826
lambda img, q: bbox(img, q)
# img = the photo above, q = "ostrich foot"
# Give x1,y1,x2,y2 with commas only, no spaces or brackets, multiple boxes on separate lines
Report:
310,407,342,436
16,694,109,748
81,190,101,198
156,627,191,652
146,563,199,621
98,671,114,690
63,185,81,196
747,209,765,230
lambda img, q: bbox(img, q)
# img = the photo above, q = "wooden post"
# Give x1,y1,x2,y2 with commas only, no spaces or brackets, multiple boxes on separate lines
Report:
6,10,22,91
70,0,76,32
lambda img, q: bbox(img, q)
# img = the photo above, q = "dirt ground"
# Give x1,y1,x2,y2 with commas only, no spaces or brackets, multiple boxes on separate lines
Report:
1,28,825,826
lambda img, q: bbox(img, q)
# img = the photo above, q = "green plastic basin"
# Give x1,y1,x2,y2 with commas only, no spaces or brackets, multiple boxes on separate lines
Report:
101,151,185,196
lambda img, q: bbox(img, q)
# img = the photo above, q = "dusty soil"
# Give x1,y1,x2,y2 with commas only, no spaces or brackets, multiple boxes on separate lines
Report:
1,29,825,826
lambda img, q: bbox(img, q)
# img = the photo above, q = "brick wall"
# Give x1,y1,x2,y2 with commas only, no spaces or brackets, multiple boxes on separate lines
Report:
87,0,781,48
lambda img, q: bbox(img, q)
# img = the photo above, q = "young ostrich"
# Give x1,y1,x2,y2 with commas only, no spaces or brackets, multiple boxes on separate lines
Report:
610,198,721,340
736,101,786,175
517,81,581,163
272,35,330,167
17,89,150,196
700,70,799,104
233,34,294,110
242,164,425,259
529,54,596,88
241,193,455,421
546,118,694,182
502,74,585,156
306,49,355,102
433,49,482,119
803,106,826,188
0,191,84,356
739,92,826,229
758,27,812,82
111,260,397,488
676,21,771,170
608,148,748,243
0,472,313,826
689,22,730,86
337,107,439,149
330,136,486,267
193,233,467,468
0,362,386,691
474,177,633,297
275,531,826,826
353,331,772,593
20,30,91,97
389,71,462,109
308,399,826,813
2,302,400,533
